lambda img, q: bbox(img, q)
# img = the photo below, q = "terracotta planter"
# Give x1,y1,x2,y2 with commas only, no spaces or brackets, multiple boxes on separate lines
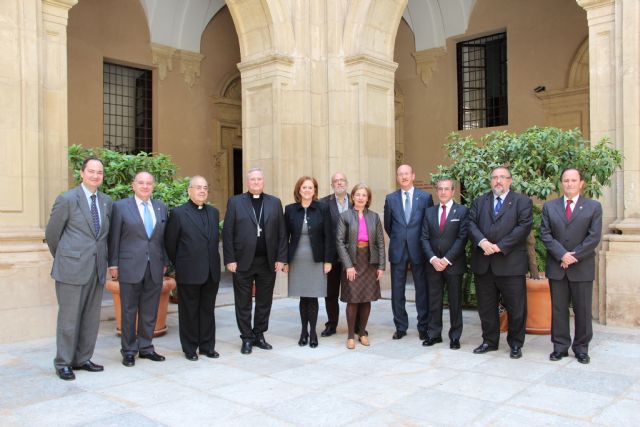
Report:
526,275,551,334
105,277,177,337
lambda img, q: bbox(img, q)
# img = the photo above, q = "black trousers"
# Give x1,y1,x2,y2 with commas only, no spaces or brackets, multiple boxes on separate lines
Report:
177,275,219,355
475,270,526,349
390,250,429,333
324,261,342,329
550,277,593,354
233,256,276,341
426,270,463,341
120,263,162,356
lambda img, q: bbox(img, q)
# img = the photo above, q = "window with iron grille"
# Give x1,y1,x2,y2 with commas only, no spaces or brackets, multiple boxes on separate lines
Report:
457,32,507,130
103,62,152,153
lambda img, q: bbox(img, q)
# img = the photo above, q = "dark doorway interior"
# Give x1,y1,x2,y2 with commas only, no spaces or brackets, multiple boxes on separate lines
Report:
233,148,243,195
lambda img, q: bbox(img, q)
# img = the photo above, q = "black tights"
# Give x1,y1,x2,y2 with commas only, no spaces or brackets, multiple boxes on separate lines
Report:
346,302,371,339
299,297,319,337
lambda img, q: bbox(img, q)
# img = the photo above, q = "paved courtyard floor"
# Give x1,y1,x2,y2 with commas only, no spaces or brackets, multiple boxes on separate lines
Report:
1,292,639,426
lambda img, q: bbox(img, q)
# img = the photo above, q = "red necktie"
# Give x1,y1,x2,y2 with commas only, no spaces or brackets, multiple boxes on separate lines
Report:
440,204,446,233
566,199,573,220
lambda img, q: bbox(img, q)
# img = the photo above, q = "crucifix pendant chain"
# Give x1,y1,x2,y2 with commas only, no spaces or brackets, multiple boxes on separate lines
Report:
253,203,263,237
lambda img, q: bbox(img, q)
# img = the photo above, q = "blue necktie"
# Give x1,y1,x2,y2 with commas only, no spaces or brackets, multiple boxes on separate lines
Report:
143,201,154,238
494,196,503,216
90,194,100,235
404,191,412,223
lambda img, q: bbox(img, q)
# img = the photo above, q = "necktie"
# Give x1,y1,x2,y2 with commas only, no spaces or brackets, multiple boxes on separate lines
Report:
440,204,447,233
494,196,502,216
404,191,412,223
566,199,573,220
143,201,154,238
90,194,100,235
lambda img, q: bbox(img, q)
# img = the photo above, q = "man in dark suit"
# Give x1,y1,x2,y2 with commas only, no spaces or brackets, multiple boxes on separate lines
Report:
541,168,602,364
384,164,433,340
468,166,532,359
45,157,113,380
421,178,469,349
223,168,287,354
108,171,168,367
165,176,221,361
319,172,349,336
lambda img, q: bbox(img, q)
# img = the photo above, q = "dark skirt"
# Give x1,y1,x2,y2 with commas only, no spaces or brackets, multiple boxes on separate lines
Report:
340,247,381,303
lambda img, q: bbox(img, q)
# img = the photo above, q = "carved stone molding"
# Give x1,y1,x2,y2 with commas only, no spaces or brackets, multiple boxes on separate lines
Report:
150,43,176,81
176,50,205,88
42,0,78,24
412,47,447,87
576,0,615,10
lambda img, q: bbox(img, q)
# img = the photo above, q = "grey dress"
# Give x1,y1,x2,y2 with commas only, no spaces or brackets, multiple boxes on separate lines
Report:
288,214,327,298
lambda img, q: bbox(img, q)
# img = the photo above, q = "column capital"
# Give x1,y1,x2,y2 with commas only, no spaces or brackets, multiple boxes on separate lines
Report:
344,54,398,84
237,54,295,82
175,50,205,88
42,0,78,25
150,43,176,81
412,47,447,87
576,0,614,11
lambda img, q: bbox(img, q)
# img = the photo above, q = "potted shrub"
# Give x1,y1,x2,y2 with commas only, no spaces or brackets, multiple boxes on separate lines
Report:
432,127,622,334
68,144,189,336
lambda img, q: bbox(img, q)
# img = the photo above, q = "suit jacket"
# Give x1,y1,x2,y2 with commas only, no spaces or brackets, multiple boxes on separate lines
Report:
284,201,334,263
164,201,221,284
540,196,603,281
45,185,113,285
108,197,169,284
222,192,287,272
319,193,347,264
336,208,386,270
384,188,433,264
468,191,533,276
421,202,469,275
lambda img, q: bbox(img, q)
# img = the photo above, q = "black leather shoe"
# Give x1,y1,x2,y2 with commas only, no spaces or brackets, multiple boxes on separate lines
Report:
241,341,253,355
184,353,198,361
199,350,220,359
510,347,523,359
254,336,273,350
298,334,309,346
419,331,428,341
575,353,590,364
309,334,318,348
320,327,336,337
450,339,461,350
392,330,407,340
122,354,135,367
56,366,75,381
73,360,104,372
422,336,443,347
139,351,166,362
473,343,498,354
549,351,569,361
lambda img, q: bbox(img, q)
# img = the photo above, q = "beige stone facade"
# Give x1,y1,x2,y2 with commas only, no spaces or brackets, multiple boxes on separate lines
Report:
0,0,638,343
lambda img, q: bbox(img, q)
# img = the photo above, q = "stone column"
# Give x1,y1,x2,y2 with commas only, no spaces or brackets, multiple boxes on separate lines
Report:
0,0,76,343
579,0,640,326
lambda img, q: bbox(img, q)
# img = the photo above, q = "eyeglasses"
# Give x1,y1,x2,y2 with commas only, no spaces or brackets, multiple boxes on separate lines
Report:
333,179,347,183
190,185,209,191
490,175,511,181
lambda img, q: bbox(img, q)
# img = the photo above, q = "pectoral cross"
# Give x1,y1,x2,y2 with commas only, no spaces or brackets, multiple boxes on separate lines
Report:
257,225,262,237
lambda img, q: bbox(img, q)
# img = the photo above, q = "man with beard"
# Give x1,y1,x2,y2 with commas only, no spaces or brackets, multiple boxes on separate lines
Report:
468,166,532,359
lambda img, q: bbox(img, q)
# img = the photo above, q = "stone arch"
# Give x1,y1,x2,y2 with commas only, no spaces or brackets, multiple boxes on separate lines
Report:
394,81,405,168
225,0,295,61
568,37,589,88
344,0,408,59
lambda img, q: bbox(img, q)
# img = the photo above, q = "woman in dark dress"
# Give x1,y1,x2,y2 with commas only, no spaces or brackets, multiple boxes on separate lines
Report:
336,183,385,349
284,176,333,348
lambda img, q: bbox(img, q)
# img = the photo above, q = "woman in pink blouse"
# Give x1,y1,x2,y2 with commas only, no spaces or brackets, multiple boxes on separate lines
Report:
336,183,386,349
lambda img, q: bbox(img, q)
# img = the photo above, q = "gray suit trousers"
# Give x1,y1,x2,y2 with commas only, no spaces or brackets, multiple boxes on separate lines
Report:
54,271,103,369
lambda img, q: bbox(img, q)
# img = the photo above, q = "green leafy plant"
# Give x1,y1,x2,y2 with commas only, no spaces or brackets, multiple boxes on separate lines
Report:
68,144,189,209
433,126,622,305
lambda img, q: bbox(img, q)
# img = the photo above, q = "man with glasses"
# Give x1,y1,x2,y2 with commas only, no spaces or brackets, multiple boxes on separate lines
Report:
468,166,532,359
165,176,221,360
319,172,349,336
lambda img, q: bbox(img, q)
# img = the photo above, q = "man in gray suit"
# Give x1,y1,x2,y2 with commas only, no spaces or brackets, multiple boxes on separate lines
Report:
108,171,169,367
541,168,602,364
45,157,113,380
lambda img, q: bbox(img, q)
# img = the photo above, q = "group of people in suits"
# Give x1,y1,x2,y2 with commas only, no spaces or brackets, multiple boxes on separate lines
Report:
45,158,601,381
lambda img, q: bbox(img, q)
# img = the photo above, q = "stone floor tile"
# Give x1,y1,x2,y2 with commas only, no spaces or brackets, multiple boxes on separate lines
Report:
96,377,203,407
473,357,562,382
331,373,423,409
542,366,636,396
268,363,358,390
623,380,640,400
207,376,310,408
434,371,530,403
509,383,614,418
164,363,259,390
1,373,83,409
136,393,252,425
81,412,167,427
592,398,640,426
471,405,592,427
222,410,297,427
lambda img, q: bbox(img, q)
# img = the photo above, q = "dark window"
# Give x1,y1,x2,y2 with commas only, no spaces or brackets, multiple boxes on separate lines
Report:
103,62,152,153
457,32,507,130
